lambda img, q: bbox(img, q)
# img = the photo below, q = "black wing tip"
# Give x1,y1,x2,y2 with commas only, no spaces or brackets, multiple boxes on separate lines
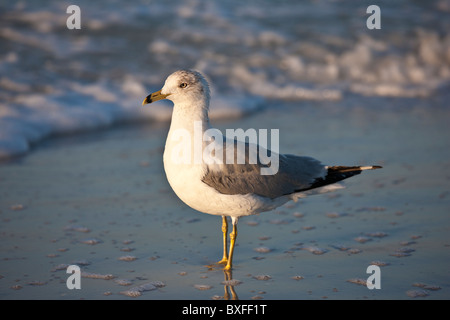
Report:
328,165,383,172
294,165,382,194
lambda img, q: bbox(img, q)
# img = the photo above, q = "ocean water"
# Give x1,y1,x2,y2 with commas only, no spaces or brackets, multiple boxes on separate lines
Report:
1,0,450,301
1,0,449,158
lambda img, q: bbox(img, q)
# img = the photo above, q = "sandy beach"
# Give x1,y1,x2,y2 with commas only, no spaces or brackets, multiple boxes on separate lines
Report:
1,98,449,300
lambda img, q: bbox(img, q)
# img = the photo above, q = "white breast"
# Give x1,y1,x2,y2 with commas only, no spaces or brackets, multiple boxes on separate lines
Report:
163,132,286,218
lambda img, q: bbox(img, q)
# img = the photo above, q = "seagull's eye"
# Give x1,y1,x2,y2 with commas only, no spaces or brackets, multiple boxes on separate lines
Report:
179,82,188,89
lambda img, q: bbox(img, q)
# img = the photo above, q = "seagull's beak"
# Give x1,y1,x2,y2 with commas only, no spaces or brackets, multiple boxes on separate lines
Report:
142,90,170,105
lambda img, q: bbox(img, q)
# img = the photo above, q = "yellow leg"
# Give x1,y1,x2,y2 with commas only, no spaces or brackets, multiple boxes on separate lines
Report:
217,216,228,265
224,221,237,271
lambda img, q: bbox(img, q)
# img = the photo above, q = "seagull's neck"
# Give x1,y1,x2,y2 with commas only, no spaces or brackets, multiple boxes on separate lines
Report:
168,99,211,134
164,99,212,168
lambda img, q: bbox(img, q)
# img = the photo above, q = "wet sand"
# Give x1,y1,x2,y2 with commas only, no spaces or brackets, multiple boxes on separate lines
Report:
1,99,449,300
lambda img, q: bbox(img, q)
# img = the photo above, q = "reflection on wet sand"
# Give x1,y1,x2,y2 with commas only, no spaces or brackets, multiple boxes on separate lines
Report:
206,264,239,300
223,270,239,300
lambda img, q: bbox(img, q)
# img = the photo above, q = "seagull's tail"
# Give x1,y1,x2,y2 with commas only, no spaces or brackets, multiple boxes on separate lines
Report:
327,165,383,173
321,165,383,184
296,165,382,193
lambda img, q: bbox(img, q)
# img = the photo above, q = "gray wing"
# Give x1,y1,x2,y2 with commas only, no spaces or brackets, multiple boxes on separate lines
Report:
201,139,326,199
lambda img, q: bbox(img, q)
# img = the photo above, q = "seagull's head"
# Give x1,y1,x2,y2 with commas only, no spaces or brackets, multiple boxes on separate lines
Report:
142,69,210,108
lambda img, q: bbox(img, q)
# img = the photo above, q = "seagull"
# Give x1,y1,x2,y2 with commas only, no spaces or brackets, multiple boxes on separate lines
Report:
142,69,381,271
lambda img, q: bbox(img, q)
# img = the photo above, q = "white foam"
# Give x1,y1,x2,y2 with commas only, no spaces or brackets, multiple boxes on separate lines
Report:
1,1,449,159
0,79,262,159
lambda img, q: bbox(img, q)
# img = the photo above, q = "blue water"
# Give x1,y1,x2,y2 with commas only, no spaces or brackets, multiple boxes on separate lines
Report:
1,0,449,159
